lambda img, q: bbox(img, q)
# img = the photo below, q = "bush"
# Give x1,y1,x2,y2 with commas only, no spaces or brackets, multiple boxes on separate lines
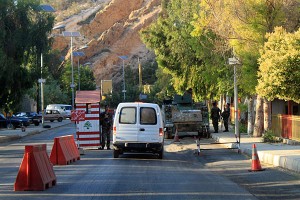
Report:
263,130,283,143
239,123,247,134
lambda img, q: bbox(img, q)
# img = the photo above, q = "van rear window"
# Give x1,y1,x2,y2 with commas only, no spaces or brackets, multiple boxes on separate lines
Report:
140,107,157,125
119,107,136,124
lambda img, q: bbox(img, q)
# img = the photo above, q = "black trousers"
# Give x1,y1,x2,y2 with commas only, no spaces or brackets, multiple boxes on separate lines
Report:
212,118,219,132
223,118,229,131
101,127,111,148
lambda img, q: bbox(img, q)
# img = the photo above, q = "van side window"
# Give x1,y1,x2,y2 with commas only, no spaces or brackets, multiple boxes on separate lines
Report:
140,107,157,125
119,107,136,124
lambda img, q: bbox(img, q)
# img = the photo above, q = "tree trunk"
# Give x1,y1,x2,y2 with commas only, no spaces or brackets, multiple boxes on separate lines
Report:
263,98,271,132
253,95,264,137
247,96,254,135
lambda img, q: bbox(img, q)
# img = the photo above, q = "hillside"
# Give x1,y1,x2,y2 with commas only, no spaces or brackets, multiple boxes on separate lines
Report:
52,0,161,86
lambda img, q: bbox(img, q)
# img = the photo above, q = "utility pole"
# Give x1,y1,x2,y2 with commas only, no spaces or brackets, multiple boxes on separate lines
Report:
138,57,142,90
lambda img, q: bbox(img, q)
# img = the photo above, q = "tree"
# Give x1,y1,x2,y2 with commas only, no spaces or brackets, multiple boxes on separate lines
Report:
141,0,232,102
60,61,96,104
0,0,55,112
257,27,300,103
78,65,97,90
192,0,300,136
27,78,69,106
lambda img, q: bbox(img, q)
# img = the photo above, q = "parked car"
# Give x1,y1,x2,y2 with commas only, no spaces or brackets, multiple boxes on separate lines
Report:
44,110,65,122
15,112,41,126
9,115,30,127
0,114,29,129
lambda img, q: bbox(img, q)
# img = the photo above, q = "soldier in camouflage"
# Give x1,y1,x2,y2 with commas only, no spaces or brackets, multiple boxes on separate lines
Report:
100,105,113,150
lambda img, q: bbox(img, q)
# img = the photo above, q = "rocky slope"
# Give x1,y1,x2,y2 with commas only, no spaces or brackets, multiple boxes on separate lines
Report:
52,0,161,86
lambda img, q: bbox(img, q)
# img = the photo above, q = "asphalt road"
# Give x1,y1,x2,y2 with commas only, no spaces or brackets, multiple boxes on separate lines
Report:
0,124,299,200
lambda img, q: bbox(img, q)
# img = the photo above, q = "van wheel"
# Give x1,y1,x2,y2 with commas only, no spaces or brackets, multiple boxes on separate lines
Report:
58,117,63,122
113,149,119,158
34,121,40,126
50,120,54,122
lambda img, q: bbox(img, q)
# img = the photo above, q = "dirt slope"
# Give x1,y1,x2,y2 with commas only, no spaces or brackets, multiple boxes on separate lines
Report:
52,0,161,86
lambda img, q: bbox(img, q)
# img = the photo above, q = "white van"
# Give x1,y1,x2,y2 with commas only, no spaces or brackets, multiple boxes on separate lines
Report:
46,104,72,118
112,102,164,159
61,104,72,118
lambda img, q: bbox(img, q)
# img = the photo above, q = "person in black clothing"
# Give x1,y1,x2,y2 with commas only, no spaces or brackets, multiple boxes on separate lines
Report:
221,103,230,132
211,102,221,133
100,105,113,150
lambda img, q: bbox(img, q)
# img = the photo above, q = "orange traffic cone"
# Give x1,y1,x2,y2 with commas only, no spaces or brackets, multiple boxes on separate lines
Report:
173,128,180,142
249,143,265,172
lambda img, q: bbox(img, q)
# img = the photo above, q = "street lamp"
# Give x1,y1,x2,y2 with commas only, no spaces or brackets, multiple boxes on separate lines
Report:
118,55,128,101
38,4,55,127
62,31,81,108
72,51,85,91
229,57,241,151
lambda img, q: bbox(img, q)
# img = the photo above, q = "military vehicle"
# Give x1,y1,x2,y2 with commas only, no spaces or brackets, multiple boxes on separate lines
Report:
162,93,209,139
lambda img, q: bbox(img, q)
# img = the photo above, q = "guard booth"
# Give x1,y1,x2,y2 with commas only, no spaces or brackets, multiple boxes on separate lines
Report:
72,90,101,148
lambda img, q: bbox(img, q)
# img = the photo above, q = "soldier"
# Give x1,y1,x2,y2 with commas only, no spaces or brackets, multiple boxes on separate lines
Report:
100,105,113,150
221,103,230,132
211,102,221,133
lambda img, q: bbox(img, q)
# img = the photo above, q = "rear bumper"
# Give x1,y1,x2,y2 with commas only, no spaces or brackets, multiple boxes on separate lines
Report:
113,142,163,153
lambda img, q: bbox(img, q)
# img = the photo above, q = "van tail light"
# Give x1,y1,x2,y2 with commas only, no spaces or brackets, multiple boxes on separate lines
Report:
159,128,163,136
113,126,116,135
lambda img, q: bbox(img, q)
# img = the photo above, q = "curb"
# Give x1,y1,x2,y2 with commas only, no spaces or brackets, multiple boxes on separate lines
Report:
0,122,72,144
0,135,22,143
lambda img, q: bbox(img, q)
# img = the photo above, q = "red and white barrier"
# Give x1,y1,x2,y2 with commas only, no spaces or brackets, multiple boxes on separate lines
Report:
14,144,56,191
50,135,80,165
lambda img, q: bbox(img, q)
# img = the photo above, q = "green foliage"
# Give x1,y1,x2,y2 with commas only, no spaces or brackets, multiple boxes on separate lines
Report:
0,0,55,112
104,60,163,107
44,79,69,105
79,65,97,90
141,0,232,101
150,67,176,103
27,77,69,107
257,27,300,103
60,60,96,103
191,0,300,97
239,123,248,134
262,130,283,143
238,103,248,113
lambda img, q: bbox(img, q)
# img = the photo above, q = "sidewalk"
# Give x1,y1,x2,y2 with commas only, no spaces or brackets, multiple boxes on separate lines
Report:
211,131,300,174
0,120,72,143
164,126,300,174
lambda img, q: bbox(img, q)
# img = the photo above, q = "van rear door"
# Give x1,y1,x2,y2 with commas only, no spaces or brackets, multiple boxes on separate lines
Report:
116,106,138,142
137,105,160,142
